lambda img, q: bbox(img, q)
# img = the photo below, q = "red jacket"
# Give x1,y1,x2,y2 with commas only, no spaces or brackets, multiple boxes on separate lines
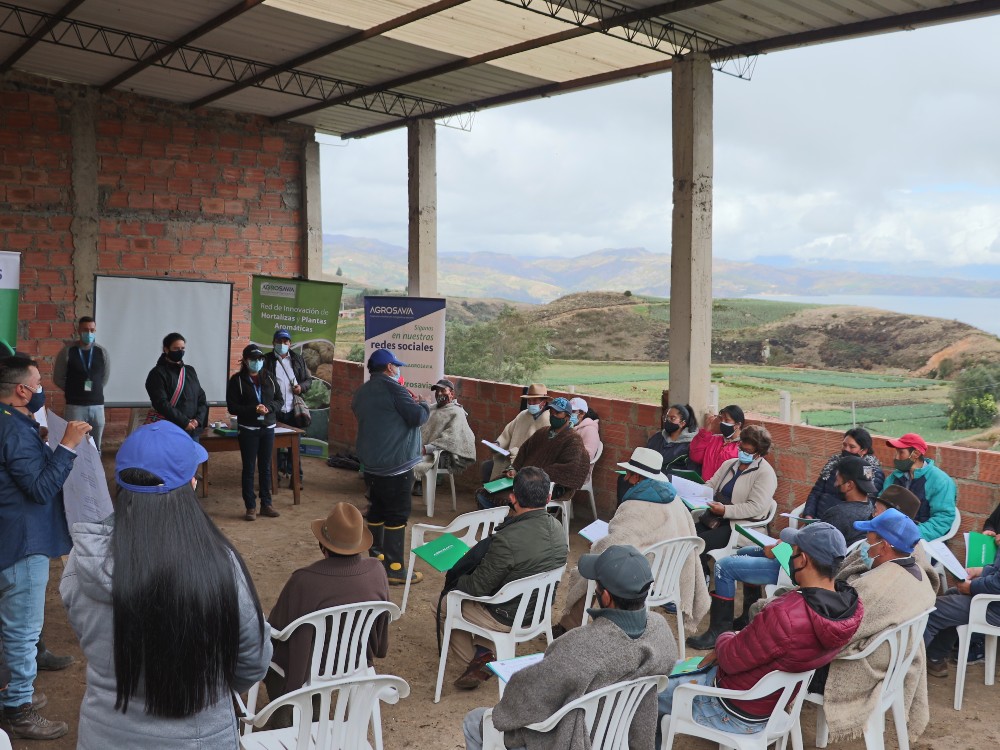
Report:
688,429,739,481
714,582,863,719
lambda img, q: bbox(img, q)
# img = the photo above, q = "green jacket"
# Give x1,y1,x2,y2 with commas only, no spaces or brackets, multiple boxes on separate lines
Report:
882,458,957,541
457,509,567,625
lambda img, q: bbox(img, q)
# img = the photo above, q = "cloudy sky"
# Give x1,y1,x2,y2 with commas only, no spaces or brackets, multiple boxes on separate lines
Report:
319,13,1000,267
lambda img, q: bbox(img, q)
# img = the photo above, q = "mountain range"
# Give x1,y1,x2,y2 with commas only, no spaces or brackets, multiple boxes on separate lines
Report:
323,234,1000,304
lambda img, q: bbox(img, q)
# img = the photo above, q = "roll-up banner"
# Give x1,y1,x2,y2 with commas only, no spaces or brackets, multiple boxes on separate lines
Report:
250,275,343,458
363,296,447,401
0,252,20,355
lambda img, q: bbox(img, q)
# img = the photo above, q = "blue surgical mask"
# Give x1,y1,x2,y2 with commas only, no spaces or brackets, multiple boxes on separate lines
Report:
275,343,289,356
248,360,264,373
737,449,754,464
859,540,882,570
80,332,95,345
526,404,542,416
22,383,45,414
390,367,402,383
569,413,579,427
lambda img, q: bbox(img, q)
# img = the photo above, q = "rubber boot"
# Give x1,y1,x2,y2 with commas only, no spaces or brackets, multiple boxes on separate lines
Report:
686,596,735,651
367,522,385,562
383,524,422,586
733,585,763,631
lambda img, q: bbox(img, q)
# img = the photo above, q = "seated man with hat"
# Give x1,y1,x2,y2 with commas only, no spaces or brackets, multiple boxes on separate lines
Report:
556,447,709,634
482,383,550,483
882,432,956,541
463,545,676,750
412,379,476,497
264,502,389,723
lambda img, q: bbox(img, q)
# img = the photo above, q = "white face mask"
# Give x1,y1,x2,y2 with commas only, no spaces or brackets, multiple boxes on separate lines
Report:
526,404,541,415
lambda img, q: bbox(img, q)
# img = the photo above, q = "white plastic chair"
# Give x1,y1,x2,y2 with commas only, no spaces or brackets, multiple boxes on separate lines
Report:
0,728,11,750
576,441,603,521
707,499,778,564
807,608,932,750
402,506,509,613
581,537,705,660
481,674,669,750
930,509,962,593
239,601,400,750
238,674,409,750
434,564,566,703
543,481,571,543
954,593,1000,710
423,449,457,518
787,502,807,530
660,668,815,750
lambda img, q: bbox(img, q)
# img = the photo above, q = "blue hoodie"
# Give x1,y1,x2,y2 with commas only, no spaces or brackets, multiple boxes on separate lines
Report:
620,476,677,505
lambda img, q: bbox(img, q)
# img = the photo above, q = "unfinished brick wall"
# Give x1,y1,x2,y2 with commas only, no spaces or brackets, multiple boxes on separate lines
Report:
0,72,312,441
327,359,999,548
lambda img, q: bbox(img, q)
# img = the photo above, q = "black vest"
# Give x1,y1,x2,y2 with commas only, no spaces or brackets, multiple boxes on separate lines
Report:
65,346,105,405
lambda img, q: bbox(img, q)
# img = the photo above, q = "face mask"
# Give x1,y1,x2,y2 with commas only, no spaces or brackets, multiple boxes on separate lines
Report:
80,332,95,345
662,421,680,435
789,552,805,586
549,416,568,430
894,458,915,474
719,421,737,438
841,449,857,458
569,413,579,427
167,350,185,363
526,404,542,415
275,343,289,356
738,449,754,464
248,360,264,373
390,368,402,383
22,384,45,414
859,540,882,570
435,394,449,407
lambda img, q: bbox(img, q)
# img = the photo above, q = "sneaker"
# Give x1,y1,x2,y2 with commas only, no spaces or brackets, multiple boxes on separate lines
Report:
3,703,69,740
244,509,257,521
36,648,75,671
661,603,678,615
454,651,496,690
927,657,949,678
260,505,280,518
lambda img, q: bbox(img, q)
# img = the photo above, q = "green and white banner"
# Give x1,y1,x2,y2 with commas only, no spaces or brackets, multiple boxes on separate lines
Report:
0,252,19,356
250,276,343,458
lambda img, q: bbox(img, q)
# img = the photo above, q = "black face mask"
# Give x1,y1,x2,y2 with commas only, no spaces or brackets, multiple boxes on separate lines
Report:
841,450,856,458
166,350,185,363
719,421,737,438
789,552,805,585
662,422,681,435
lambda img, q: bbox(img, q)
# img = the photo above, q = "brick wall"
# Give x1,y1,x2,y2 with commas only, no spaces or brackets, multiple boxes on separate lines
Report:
0,72,312,442
327,359,1000,543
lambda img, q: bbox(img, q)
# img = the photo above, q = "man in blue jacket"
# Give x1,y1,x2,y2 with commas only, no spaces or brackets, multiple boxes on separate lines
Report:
352,350,430,585
0,357,91,740
881,433,956,541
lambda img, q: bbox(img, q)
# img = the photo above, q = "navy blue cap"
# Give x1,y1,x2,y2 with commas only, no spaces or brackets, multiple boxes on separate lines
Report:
273,329,292,341
368,349,406,368
116,421,208,494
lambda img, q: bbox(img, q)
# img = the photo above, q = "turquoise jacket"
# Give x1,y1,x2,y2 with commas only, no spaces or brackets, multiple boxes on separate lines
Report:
882,458,957,541
621,476,677,505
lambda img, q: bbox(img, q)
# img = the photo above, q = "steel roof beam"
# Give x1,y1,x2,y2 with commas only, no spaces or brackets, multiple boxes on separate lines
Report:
100,0,266,91
190,0,472,109
272,0,722,122
0,0,85,73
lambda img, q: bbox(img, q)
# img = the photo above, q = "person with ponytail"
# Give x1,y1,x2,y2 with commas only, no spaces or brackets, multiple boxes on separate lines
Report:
646,403,700,475
60,421,271,749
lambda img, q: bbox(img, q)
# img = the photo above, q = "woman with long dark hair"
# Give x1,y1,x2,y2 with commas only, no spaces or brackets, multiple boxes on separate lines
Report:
645,403,700,474
60,421,271,749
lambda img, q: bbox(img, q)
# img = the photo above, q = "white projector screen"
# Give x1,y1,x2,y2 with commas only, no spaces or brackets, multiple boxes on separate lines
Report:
94,276,233,406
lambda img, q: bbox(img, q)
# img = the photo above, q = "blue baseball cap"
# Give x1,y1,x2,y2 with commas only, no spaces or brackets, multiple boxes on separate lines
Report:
368,349,406,368
116,421,208,494
548,397,572,414
853,507,921,554
273,329,292,341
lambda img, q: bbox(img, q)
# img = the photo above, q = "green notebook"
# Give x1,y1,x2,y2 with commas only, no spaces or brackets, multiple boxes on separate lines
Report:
483,477,514,494
670,656,704,676
669,468,705,485
413,533,471,572
966,532,998,568
770,542,794,577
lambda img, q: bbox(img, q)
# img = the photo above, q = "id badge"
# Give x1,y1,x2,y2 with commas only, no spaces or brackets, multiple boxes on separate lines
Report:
84,379,93,392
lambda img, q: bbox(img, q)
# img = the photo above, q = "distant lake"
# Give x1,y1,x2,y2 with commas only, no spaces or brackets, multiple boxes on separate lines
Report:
745,294,1000,338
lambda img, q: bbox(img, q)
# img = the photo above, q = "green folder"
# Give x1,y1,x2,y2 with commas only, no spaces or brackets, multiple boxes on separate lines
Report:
483,477,514,494
670,656,704,676
669,468,705,485
966,532,998,568
770,542,794,577
412,533,471,573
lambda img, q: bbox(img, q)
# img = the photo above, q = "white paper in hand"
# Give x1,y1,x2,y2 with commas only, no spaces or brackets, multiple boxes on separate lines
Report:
481,439,510,457
487,653,544,683
671,475,714,504
47,412,114,527
579,519,609,544
923,539,967,581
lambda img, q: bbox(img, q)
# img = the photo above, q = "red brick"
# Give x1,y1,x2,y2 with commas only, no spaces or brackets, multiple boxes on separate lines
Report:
938,445,979,481
955,482,998,516
980,451,1000,485
201,197,225,214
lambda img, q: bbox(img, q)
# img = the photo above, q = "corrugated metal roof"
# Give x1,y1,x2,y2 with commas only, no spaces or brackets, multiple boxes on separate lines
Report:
1,0,997,137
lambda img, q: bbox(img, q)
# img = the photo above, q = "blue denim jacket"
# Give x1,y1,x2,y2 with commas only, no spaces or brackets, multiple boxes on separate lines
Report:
0,404,75,570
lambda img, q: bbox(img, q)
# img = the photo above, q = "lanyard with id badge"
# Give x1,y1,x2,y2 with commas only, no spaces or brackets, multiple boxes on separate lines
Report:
78,346,95,392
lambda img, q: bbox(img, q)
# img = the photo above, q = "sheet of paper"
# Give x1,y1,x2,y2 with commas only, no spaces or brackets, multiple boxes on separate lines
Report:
579,519,609,544
274,426,297,435
487,653,544,683
923,539,966,581
780,513,818,524
734,524,778,548
671,475,714,504
481,439,510,457
47,412,114,527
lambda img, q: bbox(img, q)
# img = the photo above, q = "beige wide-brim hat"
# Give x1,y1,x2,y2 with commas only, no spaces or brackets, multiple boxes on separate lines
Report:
311,502,373,556
617,447,669,482
520,383,549,399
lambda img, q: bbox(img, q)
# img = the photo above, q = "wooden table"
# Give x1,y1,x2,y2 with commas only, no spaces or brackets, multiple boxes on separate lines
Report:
200,424,304,505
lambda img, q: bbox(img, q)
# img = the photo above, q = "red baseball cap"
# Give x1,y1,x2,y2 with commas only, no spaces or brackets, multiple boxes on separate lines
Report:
886,433,927,454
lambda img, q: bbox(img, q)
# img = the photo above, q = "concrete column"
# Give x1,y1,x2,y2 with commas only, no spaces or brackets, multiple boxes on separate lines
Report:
303,136,323,279
407,118,438,297
668,52,713,416
71,89,99,317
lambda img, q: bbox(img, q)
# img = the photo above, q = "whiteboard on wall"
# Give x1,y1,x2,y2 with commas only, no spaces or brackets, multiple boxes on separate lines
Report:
94,275,233,406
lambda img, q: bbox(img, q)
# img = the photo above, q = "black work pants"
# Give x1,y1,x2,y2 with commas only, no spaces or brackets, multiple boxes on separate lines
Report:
238,426,274,509
364,469,414,527
696,517,733,575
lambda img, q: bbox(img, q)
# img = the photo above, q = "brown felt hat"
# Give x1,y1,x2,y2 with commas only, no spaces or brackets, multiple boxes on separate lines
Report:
311,503,372,556
877,485,921,520
520,383,549,399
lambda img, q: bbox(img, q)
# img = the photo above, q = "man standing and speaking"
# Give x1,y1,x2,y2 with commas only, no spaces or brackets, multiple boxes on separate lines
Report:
0,356,91,740
53,316,110,452
352,350,430,586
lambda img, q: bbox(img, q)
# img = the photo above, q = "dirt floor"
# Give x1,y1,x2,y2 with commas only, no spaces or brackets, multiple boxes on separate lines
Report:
22,451,1000,749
